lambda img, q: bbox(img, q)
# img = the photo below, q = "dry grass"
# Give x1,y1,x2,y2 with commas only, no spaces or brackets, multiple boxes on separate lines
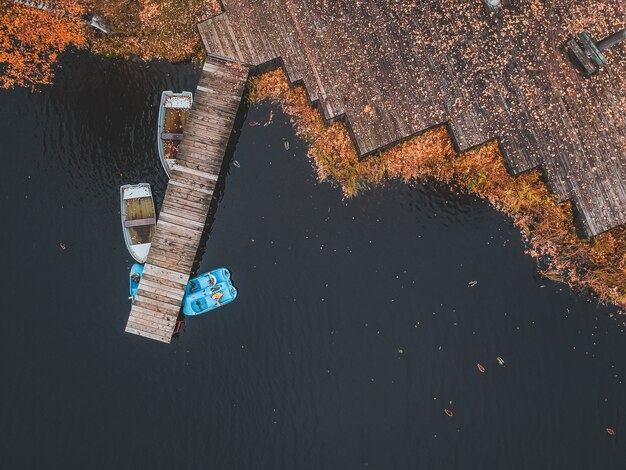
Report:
89,0,221,61
249,69,626,308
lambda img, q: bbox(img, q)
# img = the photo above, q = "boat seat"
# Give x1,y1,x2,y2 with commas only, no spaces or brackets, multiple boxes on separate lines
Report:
161,132,184,141
124,217,156,228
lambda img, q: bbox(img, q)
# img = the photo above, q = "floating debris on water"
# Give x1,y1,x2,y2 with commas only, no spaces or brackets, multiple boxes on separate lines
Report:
542,269,565,283
444,409,454,417
468,280,478,287
477,363,486,373
497,357,505,366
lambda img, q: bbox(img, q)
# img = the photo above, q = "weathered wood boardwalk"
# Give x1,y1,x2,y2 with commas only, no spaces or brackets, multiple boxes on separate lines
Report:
126,57,248,343
199,0,626,236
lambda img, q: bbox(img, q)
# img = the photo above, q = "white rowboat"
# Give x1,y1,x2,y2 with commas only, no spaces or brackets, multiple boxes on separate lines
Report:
157,91,193,178
120,183,156,263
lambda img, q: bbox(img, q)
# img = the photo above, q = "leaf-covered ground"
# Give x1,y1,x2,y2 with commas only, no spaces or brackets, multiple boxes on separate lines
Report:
90,0,221,61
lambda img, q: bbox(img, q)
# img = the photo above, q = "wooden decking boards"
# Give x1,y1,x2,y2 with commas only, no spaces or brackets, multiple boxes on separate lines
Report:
126,57,248,343
198,0,626,237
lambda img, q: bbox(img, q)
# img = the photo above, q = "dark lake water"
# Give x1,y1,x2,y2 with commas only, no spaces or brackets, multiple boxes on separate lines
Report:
1,52,625,469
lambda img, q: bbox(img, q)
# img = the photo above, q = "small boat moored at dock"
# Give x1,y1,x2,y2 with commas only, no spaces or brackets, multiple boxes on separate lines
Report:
158,91,193,178
183,268,238,316
120,183,156,263
129,263,144,302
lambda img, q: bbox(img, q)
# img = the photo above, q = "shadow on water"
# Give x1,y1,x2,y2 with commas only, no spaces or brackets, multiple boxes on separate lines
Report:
171,83,250,336
0,51,625,470
191,84,250,278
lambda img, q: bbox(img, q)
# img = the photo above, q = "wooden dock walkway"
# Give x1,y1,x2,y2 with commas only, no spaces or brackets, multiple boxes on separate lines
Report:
198,0,626,237
126,57,248,343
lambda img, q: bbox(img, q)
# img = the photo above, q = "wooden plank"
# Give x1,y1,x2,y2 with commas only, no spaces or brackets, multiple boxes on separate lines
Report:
166,185,212,204
124,217,156,228
172,164,220,181
162,200,209,218
148,242,199,261
125,326,171,343
156,219,203,239
178,136,229,156
176,148,226,169
141,278,187,296
149,241,200,262
170,171,216,187
133,297,181,316
164,192,212,211
128,307,176,325
147,237,201,260
170,171,218,189
141,272,188,290
142,263,190,284
177,160,224,177
130,303,178,320
161,132,184,141
137,282,185,301
128,311,177,333
180,134,231,154
149,256,195,275
136,288,185,307
159,211,207,231
167,179,214,196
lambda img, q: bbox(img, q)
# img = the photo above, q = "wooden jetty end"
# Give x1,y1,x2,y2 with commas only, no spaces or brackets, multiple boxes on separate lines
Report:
198,0,626,237
126,57,248,343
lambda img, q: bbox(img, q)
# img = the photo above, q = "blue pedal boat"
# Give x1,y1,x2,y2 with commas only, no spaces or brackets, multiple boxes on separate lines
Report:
129,263,144,302
182,268,238,316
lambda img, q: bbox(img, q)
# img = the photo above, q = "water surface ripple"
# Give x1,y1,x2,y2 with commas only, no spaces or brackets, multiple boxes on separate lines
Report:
0,52,624,470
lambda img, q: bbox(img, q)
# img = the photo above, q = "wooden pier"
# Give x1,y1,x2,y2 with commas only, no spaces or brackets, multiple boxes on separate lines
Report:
199,0,626,237
126,57,248,343
125,1,625,342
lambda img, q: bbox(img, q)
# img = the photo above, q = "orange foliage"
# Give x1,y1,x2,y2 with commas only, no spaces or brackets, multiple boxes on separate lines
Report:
1,0,223,88
249,69,626,308
0,1,87,89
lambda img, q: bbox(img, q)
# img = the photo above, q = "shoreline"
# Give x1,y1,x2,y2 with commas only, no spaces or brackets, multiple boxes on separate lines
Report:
4,2,624,310
248,69,626,310
89,0,221,62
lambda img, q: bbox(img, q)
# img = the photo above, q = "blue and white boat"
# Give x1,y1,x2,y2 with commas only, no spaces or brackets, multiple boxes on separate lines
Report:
183,268,238,316
129,263,144,302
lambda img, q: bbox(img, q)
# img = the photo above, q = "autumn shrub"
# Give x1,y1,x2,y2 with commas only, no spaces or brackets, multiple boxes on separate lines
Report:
248,69,626,308
1,0,222,90
0,1,87,89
